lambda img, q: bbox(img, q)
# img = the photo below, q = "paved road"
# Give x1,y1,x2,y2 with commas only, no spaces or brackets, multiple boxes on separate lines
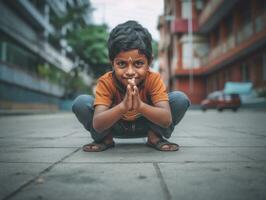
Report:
0,110,266,200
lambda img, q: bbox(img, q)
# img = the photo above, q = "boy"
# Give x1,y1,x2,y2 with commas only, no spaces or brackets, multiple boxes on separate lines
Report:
72,21,190,152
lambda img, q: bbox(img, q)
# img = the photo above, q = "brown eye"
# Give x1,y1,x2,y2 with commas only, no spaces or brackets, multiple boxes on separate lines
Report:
134,61,144,68
116,61,126,68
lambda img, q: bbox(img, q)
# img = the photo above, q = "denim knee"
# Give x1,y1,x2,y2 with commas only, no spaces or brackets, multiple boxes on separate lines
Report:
72,95,94,113
168,91,190,125
146,91,190,139
72,95,109,142
72,95,94,130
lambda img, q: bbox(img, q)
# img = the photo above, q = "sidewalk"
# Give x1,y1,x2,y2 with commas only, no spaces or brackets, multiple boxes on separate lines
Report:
0,110,266,200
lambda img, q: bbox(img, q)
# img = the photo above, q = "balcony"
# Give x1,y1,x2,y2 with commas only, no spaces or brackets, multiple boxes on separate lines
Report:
199,14,266,74
0,63,65,97
0,1,74,73
9,0,55,34
236,22,253,44
199,0,239,33
171,18,199,33
208,35,236,62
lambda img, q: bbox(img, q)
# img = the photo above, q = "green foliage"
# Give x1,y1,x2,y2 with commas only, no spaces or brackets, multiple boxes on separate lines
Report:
37,63,65,85
66,24,109,67
64,70,92,98
51,2,110,77
51,3,90,29
66,74,86,92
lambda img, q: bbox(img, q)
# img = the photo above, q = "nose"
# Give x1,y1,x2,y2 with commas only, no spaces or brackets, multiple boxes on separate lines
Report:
125,65,135,77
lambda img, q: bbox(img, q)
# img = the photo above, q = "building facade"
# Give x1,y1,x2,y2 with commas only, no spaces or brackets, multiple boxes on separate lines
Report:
158,0,266,104
0,0,92,110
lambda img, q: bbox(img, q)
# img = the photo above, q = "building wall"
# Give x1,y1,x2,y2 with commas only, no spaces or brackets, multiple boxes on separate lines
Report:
159,0,266,104
0,0,93,110
0,82,59,110
206,45,266,94
175,76,206,104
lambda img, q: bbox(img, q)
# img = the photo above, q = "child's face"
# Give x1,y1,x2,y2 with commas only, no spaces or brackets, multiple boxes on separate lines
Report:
112,49,150,87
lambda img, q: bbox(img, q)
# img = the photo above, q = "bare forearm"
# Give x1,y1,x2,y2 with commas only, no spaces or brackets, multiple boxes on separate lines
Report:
93,104,125,133
138,103,172,128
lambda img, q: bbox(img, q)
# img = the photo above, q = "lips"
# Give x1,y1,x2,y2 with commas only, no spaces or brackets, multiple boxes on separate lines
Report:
123,77,138,80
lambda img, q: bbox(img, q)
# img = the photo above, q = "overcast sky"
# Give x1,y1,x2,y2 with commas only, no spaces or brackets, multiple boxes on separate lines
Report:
90,0,164,41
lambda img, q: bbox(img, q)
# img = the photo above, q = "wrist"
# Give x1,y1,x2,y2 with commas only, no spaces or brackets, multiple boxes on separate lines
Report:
118,102,127,114
137,101,145,113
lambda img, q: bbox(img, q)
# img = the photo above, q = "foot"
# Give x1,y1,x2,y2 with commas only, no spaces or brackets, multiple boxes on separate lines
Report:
83,133,114,152
147,130,179,151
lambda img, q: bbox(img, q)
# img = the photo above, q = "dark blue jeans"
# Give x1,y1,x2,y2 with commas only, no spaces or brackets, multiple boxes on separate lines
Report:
72,91,190,142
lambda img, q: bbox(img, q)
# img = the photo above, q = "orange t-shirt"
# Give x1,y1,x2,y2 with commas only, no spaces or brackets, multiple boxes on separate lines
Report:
94,70,168,121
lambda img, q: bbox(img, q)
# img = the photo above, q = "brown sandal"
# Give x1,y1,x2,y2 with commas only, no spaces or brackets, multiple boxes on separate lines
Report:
83,141,115,152
146,138,179,151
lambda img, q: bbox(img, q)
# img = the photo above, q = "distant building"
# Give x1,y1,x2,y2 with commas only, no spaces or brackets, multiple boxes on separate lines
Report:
158,0,266,104
0,0,92,110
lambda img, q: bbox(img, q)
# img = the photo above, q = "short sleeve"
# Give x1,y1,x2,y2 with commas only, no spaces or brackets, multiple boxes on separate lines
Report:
148,72,169,104
93,78,114,107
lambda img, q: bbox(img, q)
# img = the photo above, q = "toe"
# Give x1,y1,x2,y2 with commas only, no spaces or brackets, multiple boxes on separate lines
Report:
161,144,178,151
91,145,99,150
161,144,170,150
83,144,99,151
171,144,179,151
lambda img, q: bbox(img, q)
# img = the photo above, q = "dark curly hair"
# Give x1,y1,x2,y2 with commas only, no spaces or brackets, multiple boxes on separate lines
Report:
107,20,153,64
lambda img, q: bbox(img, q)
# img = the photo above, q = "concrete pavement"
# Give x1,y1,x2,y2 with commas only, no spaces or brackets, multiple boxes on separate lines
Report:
0,110,266,200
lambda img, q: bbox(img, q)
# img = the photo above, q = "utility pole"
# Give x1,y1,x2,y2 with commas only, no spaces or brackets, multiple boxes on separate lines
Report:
188,0,194,94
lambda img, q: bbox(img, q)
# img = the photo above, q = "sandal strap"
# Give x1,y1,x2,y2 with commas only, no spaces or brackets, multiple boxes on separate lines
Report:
83,141,115,152
155,138,179,150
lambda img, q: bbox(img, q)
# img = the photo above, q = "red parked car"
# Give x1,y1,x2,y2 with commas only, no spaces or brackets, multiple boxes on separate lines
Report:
201,91,241,112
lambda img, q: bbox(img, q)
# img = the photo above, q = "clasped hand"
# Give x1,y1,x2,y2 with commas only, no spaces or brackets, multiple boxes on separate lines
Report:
121,78,143,112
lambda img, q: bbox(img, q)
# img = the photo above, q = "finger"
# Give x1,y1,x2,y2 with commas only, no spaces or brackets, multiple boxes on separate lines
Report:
133,86,138,95
132,97,136,110
128,78,136,87
133,86,138,109
132,77,135,85
128,79,134,88
127,84,131,90
127,84,132,96
127,84,133,110
132,86,136,96
127,79,132,84
131,84,135,95
132,88,137,109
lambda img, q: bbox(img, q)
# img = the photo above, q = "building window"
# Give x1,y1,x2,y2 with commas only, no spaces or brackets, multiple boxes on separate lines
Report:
241,3,252,25
213,28,220,47
181,1,192,19
237,1,253,42
225,69,230,82
241,63,250,82
225,14,233,36
0,41,38,73
263,54,266,81
0,32,39,74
